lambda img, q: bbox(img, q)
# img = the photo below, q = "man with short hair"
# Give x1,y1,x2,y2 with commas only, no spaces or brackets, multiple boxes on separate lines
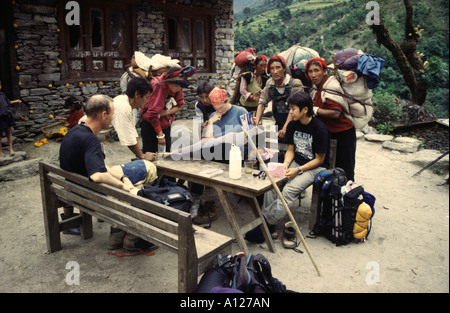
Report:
60,94,154,251
113,77,155,161
245,91,329,246
60,94,133,190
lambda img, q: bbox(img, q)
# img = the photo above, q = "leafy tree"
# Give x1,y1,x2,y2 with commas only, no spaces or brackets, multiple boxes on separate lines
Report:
368,0,428,105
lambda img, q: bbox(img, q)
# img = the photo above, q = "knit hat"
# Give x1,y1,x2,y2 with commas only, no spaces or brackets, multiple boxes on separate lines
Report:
208,87,229,106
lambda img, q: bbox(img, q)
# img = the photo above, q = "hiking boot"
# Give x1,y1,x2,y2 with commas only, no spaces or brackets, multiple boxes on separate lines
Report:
123,233,158,252
192,201,218,225
60,213,81,236
282,221,297,249
108,228,126,250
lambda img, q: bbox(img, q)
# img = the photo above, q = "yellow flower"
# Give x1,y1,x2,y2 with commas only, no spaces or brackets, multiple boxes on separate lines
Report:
48,84,52,88
16,65,20,71
99,81,103,85
29,110,33,114
65,83,69,87
58,60,62,64
79,82,83,85
49,114,54,119
13,23,17,28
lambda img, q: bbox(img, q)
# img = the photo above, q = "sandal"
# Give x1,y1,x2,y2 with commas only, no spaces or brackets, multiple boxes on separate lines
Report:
282,221,297,249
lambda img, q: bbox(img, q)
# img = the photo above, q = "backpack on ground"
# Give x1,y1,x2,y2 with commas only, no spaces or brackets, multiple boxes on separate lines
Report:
311,169,375,246
196,253,295,293
137,175,192,213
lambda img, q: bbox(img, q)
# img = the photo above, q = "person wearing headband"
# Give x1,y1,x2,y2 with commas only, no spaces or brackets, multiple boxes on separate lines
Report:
254,55,304,143
204,87,248,139
306,57,356,181
140,66,195,154
232,55,268,112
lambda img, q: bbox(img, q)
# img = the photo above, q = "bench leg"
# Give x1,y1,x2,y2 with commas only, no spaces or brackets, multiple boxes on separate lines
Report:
80,211,93,240
40,166,62,253
178,217,198,293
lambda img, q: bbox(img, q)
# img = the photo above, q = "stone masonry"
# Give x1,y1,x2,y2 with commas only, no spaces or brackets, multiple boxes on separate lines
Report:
9,0,234,142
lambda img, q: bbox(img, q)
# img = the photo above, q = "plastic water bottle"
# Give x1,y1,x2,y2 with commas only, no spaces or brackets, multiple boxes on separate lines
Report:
229,144,242,180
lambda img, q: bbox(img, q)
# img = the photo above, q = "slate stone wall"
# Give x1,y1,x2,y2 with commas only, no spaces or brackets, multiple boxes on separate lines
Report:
10,0,234,141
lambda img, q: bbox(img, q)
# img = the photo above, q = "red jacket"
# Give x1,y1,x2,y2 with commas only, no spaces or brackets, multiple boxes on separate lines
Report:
67,109,84,128
141,75,185,134
313,76,353,133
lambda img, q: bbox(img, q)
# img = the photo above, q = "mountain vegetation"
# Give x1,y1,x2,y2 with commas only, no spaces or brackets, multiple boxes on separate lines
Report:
233,0,449,118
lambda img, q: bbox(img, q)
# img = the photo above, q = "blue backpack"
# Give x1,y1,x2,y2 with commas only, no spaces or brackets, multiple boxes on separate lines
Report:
137,175,192,213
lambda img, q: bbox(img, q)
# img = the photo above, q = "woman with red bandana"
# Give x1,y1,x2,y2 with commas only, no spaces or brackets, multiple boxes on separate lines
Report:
306,57,356,181
254,55,303,141
233,55,268,112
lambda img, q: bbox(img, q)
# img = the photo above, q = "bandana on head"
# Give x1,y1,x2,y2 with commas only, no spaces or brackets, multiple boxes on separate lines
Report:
267,55,286,72
208,87,228,106
305,58,328,79
254,55,268,66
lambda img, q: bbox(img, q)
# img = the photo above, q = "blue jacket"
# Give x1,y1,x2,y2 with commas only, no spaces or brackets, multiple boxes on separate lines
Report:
356,54,385,89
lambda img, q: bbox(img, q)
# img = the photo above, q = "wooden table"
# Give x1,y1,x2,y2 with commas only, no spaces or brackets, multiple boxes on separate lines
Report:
154,156,286,254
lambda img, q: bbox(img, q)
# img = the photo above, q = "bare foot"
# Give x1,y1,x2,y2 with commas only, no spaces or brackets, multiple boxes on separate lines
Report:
0,151,5,157
10,149,15,157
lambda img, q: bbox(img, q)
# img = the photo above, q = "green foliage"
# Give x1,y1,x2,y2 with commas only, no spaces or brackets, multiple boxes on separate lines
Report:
375,122,394,135
234,0,449,117
372,91,405,125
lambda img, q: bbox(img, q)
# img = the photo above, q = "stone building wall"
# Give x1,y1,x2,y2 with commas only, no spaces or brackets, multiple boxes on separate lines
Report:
10,0,234,142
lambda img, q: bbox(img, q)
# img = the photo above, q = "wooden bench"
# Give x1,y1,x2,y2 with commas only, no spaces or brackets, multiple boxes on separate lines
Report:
39,161,233,293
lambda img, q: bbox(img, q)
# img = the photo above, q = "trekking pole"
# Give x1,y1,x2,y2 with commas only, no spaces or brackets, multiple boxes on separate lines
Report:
243,127,322,277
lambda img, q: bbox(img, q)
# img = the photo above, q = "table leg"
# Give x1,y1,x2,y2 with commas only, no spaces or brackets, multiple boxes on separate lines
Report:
249,197,276,253
215,189,250,254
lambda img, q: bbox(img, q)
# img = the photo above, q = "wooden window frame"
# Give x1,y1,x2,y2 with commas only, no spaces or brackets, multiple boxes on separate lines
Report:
162,5,217,73
58,0,137,83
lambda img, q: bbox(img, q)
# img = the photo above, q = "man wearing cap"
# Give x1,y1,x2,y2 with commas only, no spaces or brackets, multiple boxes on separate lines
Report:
254,55,303,141
141,66,195,154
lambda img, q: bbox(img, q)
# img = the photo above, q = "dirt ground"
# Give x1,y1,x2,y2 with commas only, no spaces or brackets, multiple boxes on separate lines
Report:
0,119,448,293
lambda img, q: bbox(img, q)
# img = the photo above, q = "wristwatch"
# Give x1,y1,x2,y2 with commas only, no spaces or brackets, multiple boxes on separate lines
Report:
120,175,128,182
297,167,303,175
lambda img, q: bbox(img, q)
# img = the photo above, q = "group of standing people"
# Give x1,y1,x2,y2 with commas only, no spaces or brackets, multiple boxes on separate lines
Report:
229,53,357,246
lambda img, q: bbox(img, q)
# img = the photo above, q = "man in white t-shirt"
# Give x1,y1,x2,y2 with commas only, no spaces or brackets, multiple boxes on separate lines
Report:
112,77,155,161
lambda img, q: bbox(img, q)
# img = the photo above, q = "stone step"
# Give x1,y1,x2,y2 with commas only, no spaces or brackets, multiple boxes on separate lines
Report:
0,151,27,166
0,157,41,182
